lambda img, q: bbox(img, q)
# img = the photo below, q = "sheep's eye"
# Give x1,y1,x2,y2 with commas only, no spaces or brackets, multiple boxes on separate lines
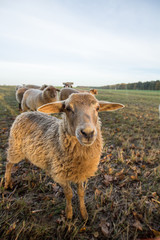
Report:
66,107,74,113
96,106,100,111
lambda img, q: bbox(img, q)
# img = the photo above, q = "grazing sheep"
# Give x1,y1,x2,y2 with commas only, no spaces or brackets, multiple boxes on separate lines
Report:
16,87,29,110
23,84,41,89
4,93,124,219
59,88,98,101
21,85,60,111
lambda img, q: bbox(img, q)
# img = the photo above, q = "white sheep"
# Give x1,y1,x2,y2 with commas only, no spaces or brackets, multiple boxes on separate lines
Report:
21,85,60,111
4,93,124,219
15,84,48,110
59,88,98,101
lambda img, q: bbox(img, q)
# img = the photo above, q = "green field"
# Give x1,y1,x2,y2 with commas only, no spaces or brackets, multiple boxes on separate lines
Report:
0,86,160,240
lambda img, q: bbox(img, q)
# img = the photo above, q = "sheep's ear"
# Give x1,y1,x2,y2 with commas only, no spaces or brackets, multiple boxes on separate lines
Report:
38,101,64,114
99,101,125,112
56,88,60,92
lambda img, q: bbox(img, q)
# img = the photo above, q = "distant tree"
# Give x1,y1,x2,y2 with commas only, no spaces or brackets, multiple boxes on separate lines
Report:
119,83,127,89
137,82,143,90
102,80,160,90
155,80,160,90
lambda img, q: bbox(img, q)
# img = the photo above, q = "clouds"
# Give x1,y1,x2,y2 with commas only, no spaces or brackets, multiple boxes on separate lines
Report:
0,0,160,86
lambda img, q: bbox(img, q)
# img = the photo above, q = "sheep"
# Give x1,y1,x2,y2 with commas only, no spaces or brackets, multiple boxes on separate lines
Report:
60,88,79,100
4,93,124,220
40,84,48,90
15,85,48,110
21,85,60,111
15,85,23,91
59,88,98,101
89,89,98,95
23,84,41,89
15,84,45,91
16,87,29,110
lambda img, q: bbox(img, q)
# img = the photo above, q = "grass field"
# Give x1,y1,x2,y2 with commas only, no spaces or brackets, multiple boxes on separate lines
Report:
0,86,160,240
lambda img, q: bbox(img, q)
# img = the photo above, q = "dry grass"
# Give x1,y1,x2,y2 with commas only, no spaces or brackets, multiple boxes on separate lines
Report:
0,86,160,240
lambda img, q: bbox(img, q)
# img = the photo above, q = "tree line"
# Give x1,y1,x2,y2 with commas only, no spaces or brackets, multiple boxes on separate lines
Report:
101,80,160,90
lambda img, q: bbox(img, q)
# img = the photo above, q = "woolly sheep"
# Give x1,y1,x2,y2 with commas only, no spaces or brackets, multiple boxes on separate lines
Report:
23,84,41,89
21,85,60,111
4,93,124,219
15,84,41,91
15,85,48,110
60,88,79,100
24,84,49,90
59,88,98,100
16,87,29,110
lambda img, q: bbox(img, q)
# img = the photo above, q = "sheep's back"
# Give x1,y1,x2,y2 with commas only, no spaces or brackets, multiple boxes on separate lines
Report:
9,112,60,170
24,89,42,110
16,87,28,103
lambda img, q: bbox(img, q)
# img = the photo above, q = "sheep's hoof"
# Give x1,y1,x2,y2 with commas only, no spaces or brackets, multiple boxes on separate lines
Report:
4,181,13,190
66,207,73,220
81,208,88,221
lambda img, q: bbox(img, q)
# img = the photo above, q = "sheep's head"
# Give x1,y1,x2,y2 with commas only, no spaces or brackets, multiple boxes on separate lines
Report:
40,84,48,90
44,86,60,99
89,89,98,95
38,93,124,146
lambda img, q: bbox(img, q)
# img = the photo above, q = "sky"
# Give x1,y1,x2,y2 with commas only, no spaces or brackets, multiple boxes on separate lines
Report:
0,0,160,87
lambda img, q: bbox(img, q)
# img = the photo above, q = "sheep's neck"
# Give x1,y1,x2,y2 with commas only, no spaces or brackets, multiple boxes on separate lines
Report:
59,115,103,159
56,117,102,183
42,91,49,103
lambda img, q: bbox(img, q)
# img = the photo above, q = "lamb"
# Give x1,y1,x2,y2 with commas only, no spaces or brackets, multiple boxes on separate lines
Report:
4,93,124,220
59,88,98,100
21,85,60,111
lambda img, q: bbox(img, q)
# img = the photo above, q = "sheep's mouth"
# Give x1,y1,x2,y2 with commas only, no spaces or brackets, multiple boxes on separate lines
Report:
76,133,96,146
80,139,95,146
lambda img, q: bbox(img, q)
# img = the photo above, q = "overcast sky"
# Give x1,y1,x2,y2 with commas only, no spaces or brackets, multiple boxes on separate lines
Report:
0,0,160,87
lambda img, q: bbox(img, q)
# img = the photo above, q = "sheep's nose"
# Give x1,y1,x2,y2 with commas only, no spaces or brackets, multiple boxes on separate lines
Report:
80,128,95,139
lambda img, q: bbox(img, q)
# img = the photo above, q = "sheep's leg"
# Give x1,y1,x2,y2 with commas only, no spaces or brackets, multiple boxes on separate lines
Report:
18,103,21,111
61,182,73,219
21,101,28,112
4,162,14,189
77,182,88,220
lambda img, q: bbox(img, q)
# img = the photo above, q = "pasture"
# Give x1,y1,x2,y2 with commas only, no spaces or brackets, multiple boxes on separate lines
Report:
0,86,160,240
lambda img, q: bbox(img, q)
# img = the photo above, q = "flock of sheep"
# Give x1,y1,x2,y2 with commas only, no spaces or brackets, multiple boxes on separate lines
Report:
4,83,124,220
15,84,98,112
